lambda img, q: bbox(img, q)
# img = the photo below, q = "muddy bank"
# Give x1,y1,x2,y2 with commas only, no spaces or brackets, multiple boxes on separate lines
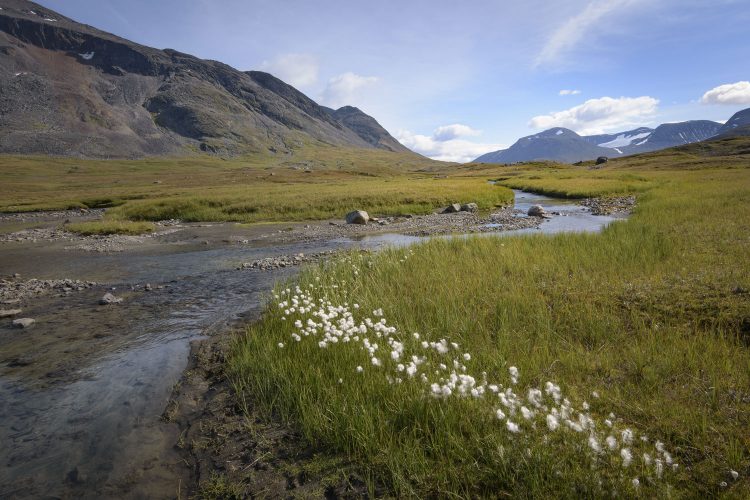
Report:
169,333,375,498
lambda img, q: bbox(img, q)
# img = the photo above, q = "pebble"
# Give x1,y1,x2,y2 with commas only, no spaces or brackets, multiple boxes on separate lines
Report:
1,278,99,303
99,292,123,305
240,251,334,271
580,196,636,215
12,318,35,328
0,309,22,318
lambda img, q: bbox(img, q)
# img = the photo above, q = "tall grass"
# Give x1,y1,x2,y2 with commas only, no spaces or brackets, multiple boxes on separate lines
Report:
229,165,750,497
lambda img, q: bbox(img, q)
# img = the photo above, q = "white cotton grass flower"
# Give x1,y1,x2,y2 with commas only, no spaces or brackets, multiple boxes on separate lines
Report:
620,448,633,467
730,470,739,480
546,414,559,431
277,342,284,348
506,420,521,433
606,435,617,451
269,271,682,490
588,435,601,453
621,428,634,445
632,478,640,488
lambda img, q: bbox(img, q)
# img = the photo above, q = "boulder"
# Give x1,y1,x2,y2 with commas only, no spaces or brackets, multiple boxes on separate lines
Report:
460,203,478,213
0,309,22,318
99,292,123,305
527,205,547,217
442,203,462,214
12,318,35,328
595,156,609,165
345,210,369,225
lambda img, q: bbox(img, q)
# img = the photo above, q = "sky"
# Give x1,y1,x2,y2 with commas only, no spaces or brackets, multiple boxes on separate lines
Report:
38,0,750,162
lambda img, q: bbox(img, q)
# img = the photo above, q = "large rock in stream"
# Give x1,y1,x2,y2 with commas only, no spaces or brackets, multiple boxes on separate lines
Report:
527,205,547,217
345,210,370,225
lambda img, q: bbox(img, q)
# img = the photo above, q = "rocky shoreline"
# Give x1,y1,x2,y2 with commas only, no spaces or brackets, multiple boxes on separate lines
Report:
580,195,636,215
0,206,544,253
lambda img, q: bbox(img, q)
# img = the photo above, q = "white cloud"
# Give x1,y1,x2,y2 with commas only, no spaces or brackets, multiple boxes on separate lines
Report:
701,81,750,105
432,124,482,141
320,72,379,108
559,89,581,96
260,53,319,87
529,96,659,135
535,0,641,67
396,128,504,163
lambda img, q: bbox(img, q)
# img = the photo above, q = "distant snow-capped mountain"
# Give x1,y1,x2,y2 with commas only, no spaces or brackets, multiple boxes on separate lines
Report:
474,128,613,164
473,115,733,164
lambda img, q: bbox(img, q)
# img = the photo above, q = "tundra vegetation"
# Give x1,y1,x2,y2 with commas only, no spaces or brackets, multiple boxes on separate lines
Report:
0,147,510,227
227,138,750,497
1,138,748,496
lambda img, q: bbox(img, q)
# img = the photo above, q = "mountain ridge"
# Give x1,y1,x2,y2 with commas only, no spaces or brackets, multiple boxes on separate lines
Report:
0,0,409,157
473,116,737,164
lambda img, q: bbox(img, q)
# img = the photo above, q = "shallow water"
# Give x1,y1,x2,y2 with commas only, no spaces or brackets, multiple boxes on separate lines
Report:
0,191,623,498
348,190,622,248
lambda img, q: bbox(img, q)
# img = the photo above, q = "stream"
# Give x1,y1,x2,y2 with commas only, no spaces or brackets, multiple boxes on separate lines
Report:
0,190,624,498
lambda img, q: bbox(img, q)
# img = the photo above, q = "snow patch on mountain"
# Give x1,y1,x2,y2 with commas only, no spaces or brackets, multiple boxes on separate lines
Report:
598,132,651,148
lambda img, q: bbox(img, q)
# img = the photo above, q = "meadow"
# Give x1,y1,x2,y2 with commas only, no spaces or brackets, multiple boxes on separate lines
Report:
0,147,511,230
229,140,750,497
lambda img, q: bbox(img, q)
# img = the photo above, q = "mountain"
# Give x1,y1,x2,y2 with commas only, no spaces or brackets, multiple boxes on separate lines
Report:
717,108,750,136
322,106,410,152
0,0,408,157
475,119,725,164
582,127,653,153
624,120,721,154
474,128,613,164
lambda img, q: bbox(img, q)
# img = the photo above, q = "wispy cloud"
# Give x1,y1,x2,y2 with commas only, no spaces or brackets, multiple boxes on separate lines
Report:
260,53,319,87
529,96,659,135
396,126,503,163
320,72,379,109
701,81,750,105
535,0,640,68
559,89,581,96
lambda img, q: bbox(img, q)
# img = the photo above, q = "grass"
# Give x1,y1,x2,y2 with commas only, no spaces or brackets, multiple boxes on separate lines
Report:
65,220,156,235
228,143,750,497
0,146,515,223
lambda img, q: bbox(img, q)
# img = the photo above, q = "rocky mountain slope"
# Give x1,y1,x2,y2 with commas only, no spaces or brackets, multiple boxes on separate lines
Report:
0,0,409,157
717,107,750,136
475,117,730,164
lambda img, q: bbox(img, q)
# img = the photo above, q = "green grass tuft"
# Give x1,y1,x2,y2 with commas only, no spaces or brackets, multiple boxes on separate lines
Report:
65,220,156,235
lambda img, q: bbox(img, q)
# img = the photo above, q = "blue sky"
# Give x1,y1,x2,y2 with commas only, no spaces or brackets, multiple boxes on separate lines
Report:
39,0,750,161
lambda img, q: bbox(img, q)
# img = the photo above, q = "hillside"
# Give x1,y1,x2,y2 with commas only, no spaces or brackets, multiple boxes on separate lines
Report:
718,107,750,136
0,0,408,157
474,128,613,164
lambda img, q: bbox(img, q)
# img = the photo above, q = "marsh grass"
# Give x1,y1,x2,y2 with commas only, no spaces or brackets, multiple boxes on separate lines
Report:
229,151,750,497
65,220,156,235
0,147,514,222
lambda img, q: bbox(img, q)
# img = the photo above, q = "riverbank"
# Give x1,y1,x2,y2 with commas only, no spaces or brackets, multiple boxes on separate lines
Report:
0,188,609,498
223,158,749,497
